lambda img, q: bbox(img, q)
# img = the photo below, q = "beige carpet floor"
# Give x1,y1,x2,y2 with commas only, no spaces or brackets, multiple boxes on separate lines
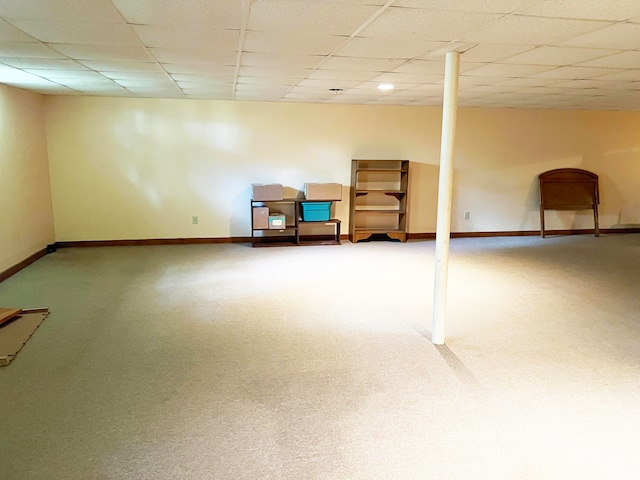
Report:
0,234,639,479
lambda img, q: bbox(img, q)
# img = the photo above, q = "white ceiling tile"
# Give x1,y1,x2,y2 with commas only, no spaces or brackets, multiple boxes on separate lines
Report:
239,66,312,79
51,77,120,89
29,84,78,94
112,0,244,29
553,79,627,89
373,87,423,97
337,37,443,59
171,74,235,83
23,69,110,80
533,66,624,79
282,96,328,104
393,60,444,75
500,46,620,66
161,63,237,75
248,1,380,36
113,79,177,89
319,56,405,71
394,0,532,14
240,52,324,69
0,19,37,41
0,0,638,108
308,0,387,4
415,42,479,60
182,86,233,94
517,0,640,21
457,75,506,86
126,86,182,95
237,76,297,86
0,41,66,58
587,70,640,82
149,48,237,65
0,67,56,83
8,20,141,46
522,86,582,95
243,31,345,55
295,78,361,88
0,57,88,69
306,69,376,82
0,0,124,22
51,44,154,62
460,84,521,94
287,85,338,96
132,26,240,51
459,15,608,45
78,60,164,73
235,84,291,94
494,77,565,87
185,92,234,100
410,83,445,94
596,81,640,90
461,44,535,63
100,72,170,81
577,50,640,69
360,8,503,42
464,63,555,77
561,22,640,50
371,72,442,84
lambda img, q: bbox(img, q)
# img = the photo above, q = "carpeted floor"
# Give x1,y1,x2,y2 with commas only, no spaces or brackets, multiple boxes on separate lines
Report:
0,234,639,479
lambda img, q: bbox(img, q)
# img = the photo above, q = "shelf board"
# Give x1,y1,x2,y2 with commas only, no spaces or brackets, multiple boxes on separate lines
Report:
298,219,341,225
355,189,406,194
354,209,404,214
354,228,404,232
252,226,297,231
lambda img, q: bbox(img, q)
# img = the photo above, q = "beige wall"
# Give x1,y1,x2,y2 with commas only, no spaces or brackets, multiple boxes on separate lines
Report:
0,85,54,273
43,96,640,241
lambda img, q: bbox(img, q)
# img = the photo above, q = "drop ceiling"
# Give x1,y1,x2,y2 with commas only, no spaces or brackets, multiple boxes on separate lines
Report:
1,0,640,110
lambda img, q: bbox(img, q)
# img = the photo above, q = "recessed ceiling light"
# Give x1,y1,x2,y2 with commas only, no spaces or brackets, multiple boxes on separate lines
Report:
378,83,394,91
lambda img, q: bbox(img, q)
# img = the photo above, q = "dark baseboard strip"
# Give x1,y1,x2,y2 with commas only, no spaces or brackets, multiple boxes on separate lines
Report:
56,227,640,249
4,228,638,284
0,248,47,284
410,228,640,240
56,237,253,248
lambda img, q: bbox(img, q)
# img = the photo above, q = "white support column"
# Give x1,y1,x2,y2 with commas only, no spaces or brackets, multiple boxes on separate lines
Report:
432,51,460,345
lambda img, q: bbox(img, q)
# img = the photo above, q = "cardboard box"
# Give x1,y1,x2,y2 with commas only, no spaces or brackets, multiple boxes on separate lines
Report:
268,214,287,230
301,202,331,221
252,184,283,201
304,183,342,201
252,207,269,230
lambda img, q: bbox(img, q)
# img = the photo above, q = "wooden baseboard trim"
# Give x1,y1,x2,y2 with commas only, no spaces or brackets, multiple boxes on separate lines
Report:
410,228,640,240
56,237,253,248
49,227,640,250
3,228,639,284
0,248,48,284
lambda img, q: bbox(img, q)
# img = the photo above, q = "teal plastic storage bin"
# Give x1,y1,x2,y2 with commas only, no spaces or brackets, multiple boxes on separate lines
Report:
301,202,331,221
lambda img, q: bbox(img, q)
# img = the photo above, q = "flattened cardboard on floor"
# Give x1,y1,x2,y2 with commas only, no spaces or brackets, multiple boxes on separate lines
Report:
0,308,49,366
0,308,21,326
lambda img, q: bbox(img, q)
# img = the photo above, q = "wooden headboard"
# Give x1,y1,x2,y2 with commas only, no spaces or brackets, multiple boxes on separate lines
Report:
538,168,599,237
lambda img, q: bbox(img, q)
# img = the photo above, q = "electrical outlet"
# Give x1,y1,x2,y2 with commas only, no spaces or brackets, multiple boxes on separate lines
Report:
192,216,199,225
464,211,470,220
